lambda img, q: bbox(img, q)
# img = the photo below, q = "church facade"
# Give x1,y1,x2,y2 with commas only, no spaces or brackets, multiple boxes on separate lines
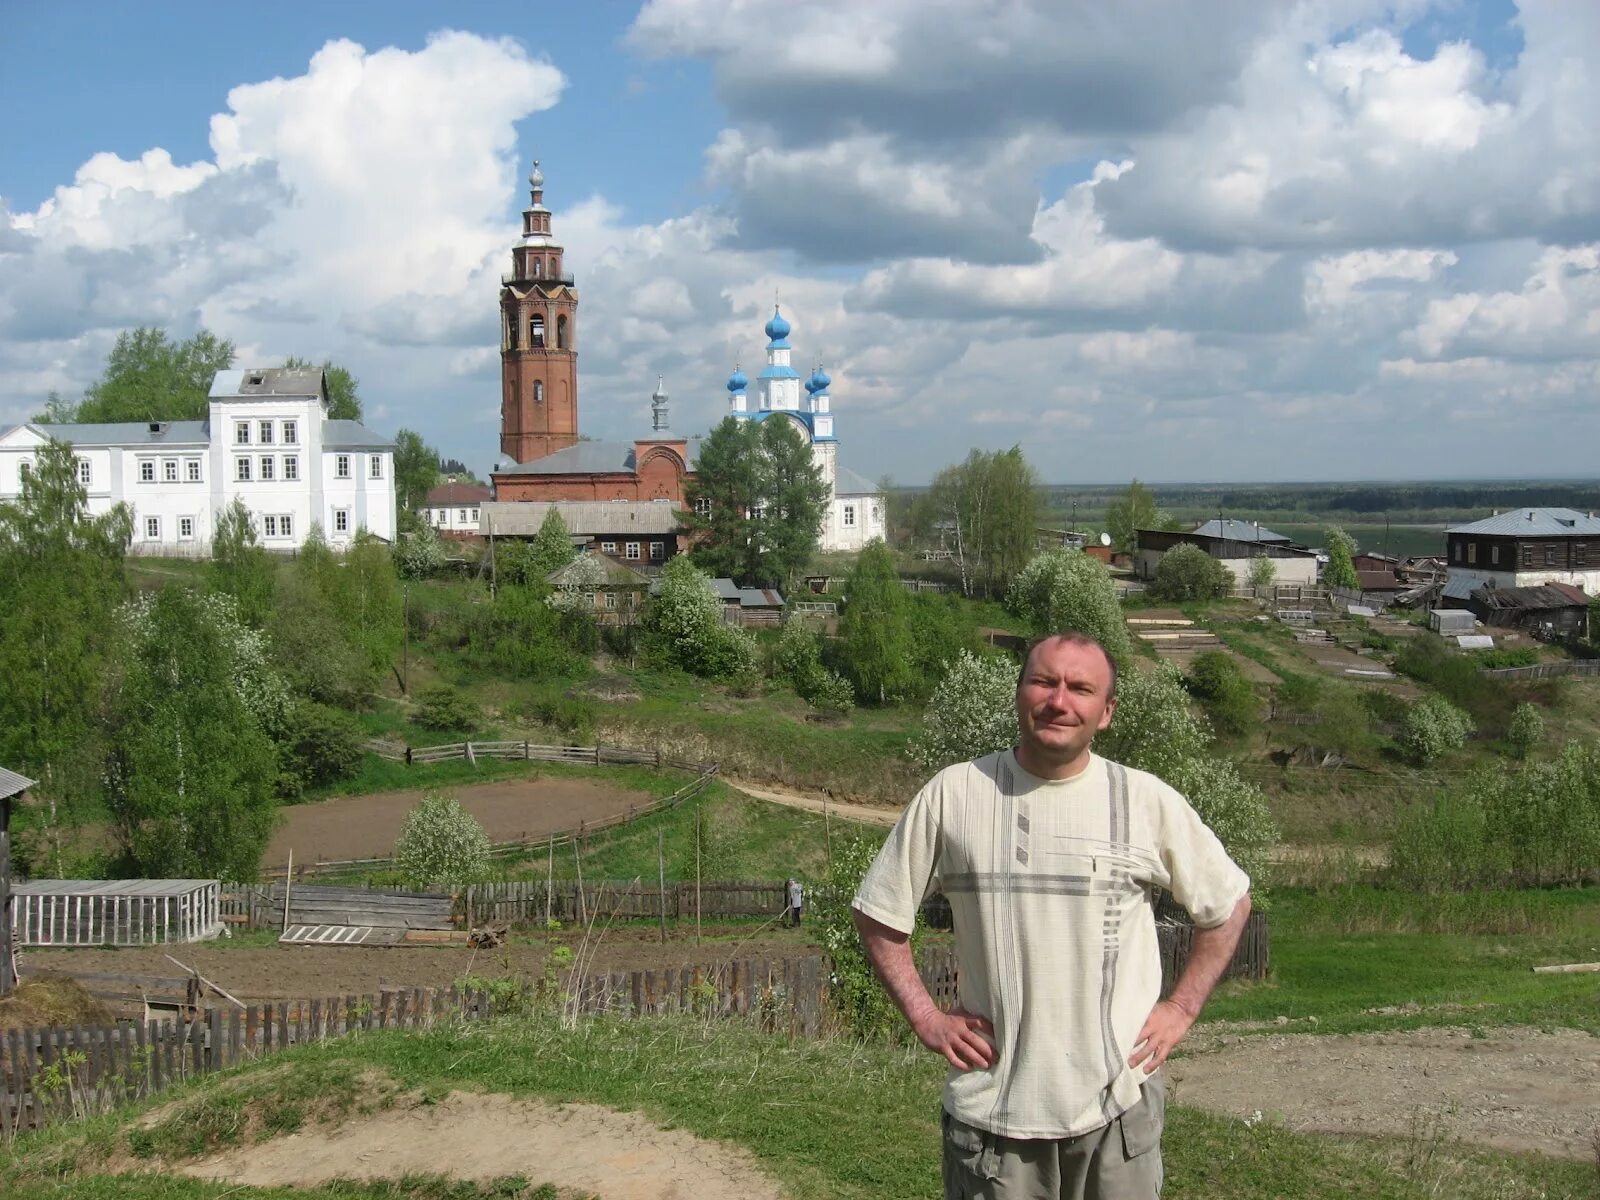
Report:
489,160,883,554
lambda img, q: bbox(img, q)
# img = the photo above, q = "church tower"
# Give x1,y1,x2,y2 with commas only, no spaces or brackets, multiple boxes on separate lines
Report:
499,160,579,464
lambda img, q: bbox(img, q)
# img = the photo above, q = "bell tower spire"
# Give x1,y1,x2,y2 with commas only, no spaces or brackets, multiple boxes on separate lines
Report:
499,157,580,463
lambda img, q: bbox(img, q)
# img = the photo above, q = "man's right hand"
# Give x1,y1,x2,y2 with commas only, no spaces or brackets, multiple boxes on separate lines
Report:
913,1006,996,1070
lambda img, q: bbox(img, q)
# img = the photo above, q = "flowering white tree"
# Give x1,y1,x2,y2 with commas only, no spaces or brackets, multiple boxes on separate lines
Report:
911,650,1020,769
643,555,757,677
1006,549,1133,663
394,793,491,888
1402,696,1474,764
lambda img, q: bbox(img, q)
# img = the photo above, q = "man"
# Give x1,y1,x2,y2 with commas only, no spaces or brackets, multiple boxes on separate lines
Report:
784,877,805,927
853,633,1251,1199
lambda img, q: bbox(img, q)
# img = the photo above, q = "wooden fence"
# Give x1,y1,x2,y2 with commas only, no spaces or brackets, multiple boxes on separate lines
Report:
266,758,719,880
464,878,787,926
1482,659,1600,681
220,884,455,931
360,739,678,769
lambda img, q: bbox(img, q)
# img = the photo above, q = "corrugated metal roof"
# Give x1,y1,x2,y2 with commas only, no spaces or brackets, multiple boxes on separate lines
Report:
1191,519,1293,543
1472,584,1590,611
835,466,882,496
1445,508,1600,537
481,500,685,537
737,587,784,608
13,879,216,895
34,421,208,446
323,420,394,450
1441,575,1478,600
0,765,37,800
209,367,323,398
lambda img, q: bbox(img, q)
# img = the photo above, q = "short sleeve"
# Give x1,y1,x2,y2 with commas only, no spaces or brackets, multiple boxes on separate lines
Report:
852,778,944,935
1153,782,1250,929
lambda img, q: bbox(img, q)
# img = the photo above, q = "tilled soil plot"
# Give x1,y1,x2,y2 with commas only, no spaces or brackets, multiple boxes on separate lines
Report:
24,928,815,1003
265,775,654,868
1170,1025,1600,1160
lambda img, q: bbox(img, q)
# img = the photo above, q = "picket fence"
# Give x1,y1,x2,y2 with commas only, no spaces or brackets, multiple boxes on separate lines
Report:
266,757,719,880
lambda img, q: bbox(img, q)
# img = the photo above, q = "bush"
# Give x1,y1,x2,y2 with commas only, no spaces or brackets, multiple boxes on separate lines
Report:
393,793,491,888
275,701,363,797
464,583,595,679
413,685,480,733
1184,651,1257,738
517,695,597,742
1506,702,1545,758
1149,544,1232,603
642,556,758,679
395,525,446,580
774,620,855,713
1006,549,1132,664
813,833,916,1043
1393,633,1515,734
911,650,1020,770
1473,646,1538,670
1401,695,1474,764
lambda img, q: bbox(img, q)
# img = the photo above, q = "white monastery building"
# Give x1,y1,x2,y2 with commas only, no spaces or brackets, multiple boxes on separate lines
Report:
0,367,396,554
725,307,886,552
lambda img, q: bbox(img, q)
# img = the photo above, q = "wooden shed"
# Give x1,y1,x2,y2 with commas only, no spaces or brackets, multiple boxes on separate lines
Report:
1,764,37,994
11,879,223,948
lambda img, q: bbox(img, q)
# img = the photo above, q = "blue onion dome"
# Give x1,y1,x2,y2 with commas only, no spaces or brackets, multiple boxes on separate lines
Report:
764,305,791,341
726,364,748,393
808,365,831,393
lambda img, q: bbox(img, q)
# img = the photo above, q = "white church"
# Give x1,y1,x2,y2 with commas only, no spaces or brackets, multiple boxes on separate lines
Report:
726,307,886,552
0,367,396,553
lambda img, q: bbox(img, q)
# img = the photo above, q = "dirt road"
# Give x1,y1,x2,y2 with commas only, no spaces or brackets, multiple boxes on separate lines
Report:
728,779,903,826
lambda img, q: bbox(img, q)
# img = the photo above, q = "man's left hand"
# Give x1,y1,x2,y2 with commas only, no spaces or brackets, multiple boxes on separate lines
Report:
1128,998,1196,1074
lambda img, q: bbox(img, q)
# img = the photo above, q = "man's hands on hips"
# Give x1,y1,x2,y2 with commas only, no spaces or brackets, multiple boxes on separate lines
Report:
913,1005,996,1070
1128,998,1196,1074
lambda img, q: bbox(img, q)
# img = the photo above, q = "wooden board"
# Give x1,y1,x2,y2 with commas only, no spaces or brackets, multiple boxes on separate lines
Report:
279,925,407,946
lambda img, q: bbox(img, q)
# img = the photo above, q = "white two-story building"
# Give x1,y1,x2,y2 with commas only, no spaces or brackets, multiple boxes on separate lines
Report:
0,367,396,554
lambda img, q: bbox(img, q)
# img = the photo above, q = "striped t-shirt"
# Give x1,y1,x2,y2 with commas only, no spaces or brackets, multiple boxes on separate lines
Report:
853,750,1249,1139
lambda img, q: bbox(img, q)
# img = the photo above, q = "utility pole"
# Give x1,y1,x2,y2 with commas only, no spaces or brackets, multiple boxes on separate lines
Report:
401,582,410,694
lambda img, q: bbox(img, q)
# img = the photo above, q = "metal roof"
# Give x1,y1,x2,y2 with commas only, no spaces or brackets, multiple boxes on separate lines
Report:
481,500,685,537
547,551,650,586
1441,575,1478,600
323,420,395,451
426,481,492,505
1190,519,1293,543
209,367,324,399
0,765,37,800
1472,584,1591,611
835,466,881,496
12,879,217,896
1445,508,1600,537
33,421,208,447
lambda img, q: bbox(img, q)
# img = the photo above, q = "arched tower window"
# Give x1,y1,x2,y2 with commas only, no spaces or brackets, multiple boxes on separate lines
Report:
533,381,544,404
530,314,545,348
531,259,542,278
556,314,569,350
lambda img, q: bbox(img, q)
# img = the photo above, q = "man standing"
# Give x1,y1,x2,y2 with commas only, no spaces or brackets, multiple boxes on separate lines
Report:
853,633,1251,1198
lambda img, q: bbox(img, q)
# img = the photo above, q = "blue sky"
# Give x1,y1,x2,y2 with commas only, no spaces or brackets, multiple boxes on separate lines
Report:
2,1,1597,484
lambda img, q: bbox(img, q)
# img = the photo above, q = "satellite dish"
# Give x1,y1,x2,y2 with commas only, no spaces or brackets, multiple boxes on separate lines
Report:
1099,532,1112,547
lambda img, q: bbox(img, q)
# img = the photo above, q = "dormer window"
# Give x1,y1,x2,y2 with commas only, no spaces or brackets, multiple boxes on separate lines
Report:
247,374,264,386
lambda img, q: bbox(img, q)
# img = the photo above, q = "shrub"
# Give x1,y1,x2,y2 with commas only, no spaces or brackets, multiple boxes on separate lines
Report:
1006,549,1132,664
395,524,446,579
1506,702,1545,758
393,793,491,888
911,650,1020,770
1393,633,1515,734
642,555,758,679
1149,544,1232,603
1401,695,1474,764
1184,651,1257,738
774,620,855,713
813,833,915,1043
1246,553,1277,591
464,583,595,679
518,695,597,742
276,700,363,797
1473,646,1538,670
413,685,480,733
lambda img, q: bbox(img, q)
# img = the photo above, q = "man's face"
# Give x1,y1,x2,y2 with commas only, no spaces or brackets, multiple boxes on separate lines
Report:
1015,639,1117,771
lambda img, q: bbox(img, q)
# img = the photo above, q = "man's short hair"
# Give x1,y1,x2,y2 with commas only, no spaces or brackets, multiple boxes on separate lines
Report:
1017,632,1118,700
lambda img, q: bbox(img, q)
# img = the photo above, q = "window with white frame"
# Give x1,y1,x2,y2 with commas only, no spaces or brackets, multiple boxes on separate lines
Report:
144,516,160,540
235,422,250,445
18,460,30,481
336,454,350,479
283,455,298,481
458,508,468,522
236,458,252,482
77,458,91,485
649,541,665,561
601,541,617,554
178,516,194,540
694,496,711,516
163,459,178,482
263,514,293,539
625,542,640,560
369,455,383,479
139,460,155,482
259,456,275,482
282,420,297,444
750,502,767,519
843,504,856,527
470,508,479,522
258,420,274,445
604,591,618,609
281,514,293,538
186,458,202,482
334,509,350,534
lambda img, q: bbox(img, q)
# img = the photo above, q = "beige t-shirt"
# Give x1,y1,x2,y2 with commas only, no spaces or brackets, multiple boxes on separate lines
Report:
853,750,1249,1139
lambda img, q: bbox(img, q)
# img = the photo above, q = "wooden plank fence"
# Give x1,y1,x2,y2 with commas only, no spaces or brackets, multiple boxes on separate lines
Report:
220,884,454,931
266,760,718,880
1482,659,1600,681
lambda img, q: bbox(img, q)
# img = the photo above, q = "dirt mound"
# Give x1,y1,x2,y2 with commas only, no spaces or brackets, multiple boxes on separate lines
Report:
178,1090,787,1199
1171,1025,1600,1160
0,974,115,1031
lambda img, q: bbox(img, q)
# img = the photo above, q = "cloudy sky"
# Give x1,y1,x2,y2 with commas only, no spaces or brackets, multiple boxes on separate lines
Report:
2,0,1597,483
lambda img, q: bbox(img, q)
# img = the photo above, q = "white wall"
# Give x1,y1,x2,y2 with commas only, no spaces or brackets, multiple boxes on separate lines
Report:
427,504,483,534
1447,566,1600,594
822,492,887,552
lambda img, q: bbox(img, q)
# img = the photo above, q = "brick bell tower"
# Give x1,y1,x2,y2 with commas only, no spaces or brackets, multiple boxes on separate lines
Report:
499,159,579,463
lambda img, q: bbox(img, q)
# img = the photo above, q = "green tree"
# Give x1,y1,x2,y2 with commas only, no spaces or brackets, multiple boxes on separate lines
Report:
1247,553,1277,592
1105,480,1170,555
928,447,1041,597
102,589,280,879
641,554,757,678
529,507,578,578
395,521,446,580
0,440,132,861
282,356,363,421
1006,549,1133,666
392,428,440,518
839,539,917,703
76,327,236,423
33,390,79,423
1323,525,1360,591
1506,702,1545,759
344,532,403,687
1185,651,1257,738
1150,543,1232,602
684,415,828,588
269,568,370,708
275,700,363,797
393,793,491,888
208,498,276,627
1401,695,1474,765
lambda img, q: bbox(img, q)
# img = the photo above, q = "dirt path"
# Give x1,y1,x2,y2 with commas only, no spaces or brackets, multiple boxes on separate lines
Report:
267,776,653,868
181,1090,787,1199
1171,1025,1600,1160
729,779,903,827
